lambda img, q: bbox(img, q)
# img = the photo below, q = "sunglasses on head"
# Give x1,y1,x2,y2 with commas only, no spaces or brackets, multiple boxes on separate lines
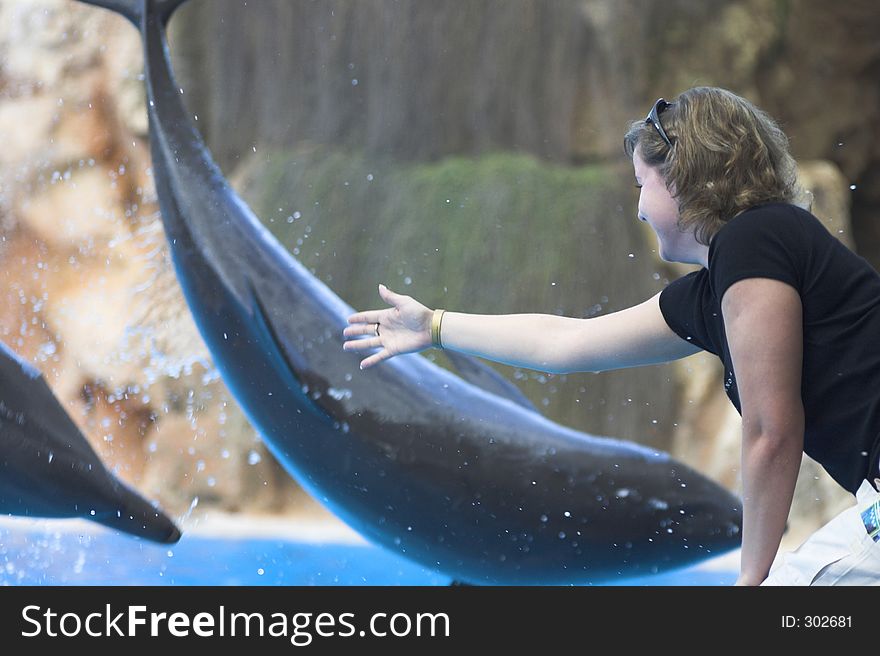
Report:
645,98,674,148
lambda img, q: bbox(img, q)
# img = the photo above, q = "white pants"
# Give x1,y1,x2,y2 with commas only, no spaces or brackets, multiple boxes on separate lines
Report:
761,477,880,586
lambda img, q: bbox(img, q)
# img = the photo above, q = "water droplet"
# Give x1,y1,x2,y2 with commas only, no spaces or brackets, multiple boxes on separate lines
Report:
327,387,352,401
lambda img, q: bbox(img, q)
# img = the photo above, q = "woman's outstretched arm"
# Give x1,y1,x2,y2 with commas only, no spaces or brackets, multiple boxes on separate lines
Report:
343,284,700,373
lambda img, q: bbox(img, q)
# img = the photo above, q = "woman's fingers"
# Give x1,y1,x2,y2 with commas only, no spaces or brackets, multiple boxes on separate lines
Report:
342,323,381,338
343,285,405,369
342,336,382,352
359,349,389,370
347,310,385,325
347,285,404,324
377,283,401,302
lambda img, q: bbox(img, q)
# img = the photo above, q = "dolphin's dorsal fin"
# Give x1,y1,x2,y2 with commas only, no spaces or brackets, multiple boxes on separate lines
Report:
442,351,537,412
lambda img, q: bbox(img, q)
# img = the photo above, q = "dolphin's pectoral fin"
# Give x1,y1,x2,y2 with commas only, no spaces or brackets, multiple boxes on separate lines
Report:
248,286,333,425
442,350,538,413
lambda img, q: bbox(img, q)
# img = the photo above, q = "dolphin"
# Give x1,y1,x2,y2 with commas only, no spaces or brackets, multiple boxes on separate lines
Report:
0,341,181,543
76,0,741,583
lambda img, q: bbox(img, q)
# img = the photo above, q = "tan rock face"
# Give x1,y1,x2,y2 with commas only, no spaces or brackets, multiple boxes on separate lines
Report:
0,97,58,169
19,165,124,247
799,161,854,250
0,0,314,525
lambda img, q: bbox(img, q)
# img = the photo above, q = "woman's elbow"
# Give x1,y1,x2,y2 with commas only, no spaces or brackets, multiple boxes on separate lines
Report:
742,407,805,450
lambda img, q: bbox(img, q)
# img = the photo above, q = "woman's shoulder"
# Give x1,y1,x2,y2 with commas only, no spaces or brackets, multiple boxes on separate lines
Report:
707,202,815,296
726,201,816,230
709,202,821,252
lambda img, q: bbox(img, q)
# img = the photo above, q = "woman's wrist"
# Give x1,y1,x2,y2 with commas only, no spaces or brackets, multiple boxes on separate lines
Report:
431,308,446,349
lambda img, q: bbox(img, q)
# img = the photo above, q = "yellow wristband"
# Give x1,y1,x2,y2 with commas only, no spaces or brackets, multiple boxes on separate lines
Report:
431,309,446,349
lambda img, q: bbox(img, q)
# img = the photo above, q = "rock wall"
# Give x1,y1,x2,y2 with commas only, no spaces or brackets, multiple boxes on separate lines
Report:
0,0,871,549
170,0,880,270
0,0,323,523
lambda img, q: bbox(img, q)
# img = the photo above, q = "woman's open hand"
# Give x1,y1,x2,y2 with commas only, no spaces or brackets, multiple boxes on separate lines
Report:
342,284,434,369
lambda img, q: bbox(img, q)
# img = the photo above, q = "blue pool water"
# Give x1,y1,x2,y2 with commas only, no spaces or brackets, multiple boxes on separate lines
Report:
0,518,738,586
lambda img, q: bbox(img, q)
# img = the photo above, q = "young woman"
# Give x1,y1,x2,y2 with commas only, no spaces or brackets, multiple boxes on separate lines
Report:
342,86,880,586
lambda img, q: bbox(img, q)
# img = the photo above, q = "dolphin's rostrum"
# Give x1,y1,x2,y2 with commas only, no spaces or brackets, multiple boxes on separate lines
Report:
76,0,742,583
0,341,181,543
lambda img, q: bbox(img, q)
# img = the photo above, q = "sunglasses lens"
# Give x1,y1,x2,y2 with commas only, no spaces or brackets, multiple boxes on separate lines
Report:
646,98,673,148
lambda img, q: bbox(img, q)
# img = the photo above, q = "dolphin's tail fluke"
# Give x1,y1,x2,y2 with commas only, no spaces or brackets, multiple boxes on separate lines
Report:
77,0,190,26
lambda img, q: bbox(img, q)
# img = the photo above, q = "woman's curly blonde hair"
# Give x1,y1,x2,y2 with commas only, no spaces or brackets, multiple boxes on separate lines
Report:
624,87,809,246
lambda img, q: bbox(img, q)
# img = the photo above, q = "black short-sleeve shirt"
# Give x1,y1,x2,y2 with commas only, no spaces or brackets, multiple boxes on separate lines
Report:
659,202,880,494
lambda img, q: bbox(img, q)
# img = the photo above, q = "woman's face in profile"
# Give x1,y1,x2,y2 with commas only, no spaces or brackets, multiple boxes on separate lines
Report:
632,149,696,265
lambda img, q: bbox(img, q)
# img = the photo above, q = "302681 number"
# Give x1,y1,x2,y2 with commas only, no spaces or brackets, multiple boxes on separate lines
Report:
782,615,852,628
